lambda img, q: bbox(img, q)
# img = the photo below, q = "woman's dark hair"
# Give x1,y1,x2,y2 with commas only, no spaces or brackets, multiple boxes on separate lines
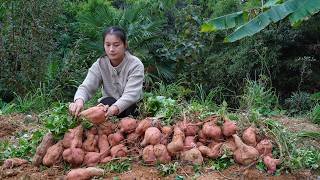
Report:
102,26,127,45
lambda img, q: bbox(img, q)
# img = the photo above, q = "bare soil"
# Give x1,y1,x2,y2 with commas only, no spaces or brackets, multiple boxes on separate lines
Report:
0,114,319,180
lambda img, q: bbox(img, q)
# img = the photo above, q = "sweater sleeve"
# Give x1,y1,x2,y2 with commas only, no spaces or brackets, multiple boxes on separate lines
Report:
74,61,102,102
113,64,144,113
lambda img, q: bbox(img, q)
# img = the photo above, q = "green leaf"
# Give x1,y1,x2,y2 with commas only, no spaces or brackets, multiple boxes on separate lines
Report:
263,0,283,9
289,0,320,27
201,11,248,32
225,0,306,42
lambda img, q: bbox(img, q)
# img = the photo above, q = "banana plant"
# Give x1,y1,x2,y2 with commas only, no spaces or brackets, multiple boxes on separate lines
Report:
201,0,320,42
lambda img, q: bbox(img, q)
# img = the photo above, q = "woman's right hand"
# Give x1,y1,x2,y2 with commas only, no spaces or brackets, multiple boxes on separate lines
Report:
69,99,84,117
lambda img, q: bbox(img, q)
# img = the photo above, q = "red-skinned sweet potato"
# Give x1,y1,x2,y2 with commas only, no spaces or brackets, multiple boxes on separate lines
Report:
141,127,162,146
62,125,83,149
233,134,259,165
98,122,114,136
83,152,101,167
154,144,171,163
184,136,197,151
80,106,106,124
256,139,273,156
66,167,104,180
202,121,222,141
32,132,55,166
62,148,85,167
110,144,128,158
242,126,258,147
222,118,237,137
181,148,203,165
98,134,110,158
142,145,156,164
43,141,64,166
160,126,173,145
108,132,124,147
167,126,185,154
198,143,223,159
135,118,152,135
82,128,99,152
119,117,138,134
263,154,281,174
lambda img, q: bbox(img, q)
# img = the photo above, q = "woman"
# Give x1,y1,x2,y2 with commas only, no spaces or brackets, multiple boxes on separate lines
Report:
69,26,144,118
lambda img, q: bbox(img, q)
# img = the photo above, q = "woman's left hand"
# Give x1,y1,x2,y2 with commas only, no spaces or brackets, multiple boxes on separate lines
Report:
106,105,119,117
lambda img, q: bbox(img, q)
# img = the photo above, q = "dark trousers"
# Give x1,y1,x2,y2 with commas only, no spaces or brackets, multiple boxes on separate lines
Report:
99,97,138,118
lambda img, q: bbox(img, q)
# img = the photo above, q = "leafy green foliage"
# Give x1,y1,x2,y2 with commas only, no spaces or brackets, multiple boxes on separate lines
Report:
156,162,179,177
285,91,313,116
207,152,234,171
240,79,279,116
289,147,320,170
0,130,45,162
100,158,132,174
42,103,77,140
310,104,320,124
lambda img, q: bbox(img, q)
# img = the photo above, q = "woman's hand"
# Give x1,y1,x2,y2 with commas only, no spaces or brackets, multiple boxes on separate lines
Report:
105,105,119,117
69,99,84,117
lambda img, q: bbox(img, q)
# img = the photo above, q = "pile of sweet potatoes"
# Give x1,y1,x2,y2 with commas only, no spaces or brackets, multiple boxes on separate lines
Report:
25,114,280,178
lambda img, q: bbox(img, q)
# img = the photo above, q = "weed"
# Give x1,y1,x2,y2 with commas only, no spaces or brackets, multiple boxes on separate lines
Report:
156,162,179,177
256,159,267,172
207,152,234,171
240,79,278,116
101,158,132,174
310,104,320,124
285,91,313,116
289,147,320,170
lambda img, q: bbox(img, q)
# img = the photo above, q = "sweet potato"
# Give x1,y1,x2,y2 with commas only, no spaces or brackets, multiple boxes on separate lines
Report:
233,134,259,165
198,143,223,159
263,155,281,174
63,148,85,166
242,126,258,147
126,132,141,145
80,106,106,124
32,132,55,166
119,117,138,134
181,148,203,165
43,141,64,166
100,156,112,163
82,128,99,152
185,124,199,136
222,118,237,137
222,137,237,152
141,127,162,147
3,158,28,169
66,167,104,180
98,134,110,158
202,121,222,141
83,152,101,167
184,136,197,151
153,144,171,163
160,126,173,145
110,144,128,158
256,139,273,156
142,145,156,164
108,132,124,147
62,125,83,149
167,126,185,154
98,122,114,136
198,129,207,144
135,118,152,135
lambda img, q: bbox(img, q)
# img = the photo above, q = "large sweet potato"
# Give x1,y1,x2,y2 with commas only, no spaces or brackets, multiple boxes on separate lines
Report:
167,126,185,154
202,121,222,141
62,125,83,149
98,134,110,158
63,148,85,167
242,126,258,147
135,118,152,135
66,167,104,180
160,126,173,145
222,118,237,137
256,139,273,156
153,144,171,163
83,152,101,167
141,127,162,146
43,141,64,166
80,106,106,124
184,136,197,151
108,132,124,147
142,145,156,164
181,148,203,165
82,128,99,152
198,143,223,159
110,144,128,158
233,134,259,165
32,132,55,166
119,117,138,134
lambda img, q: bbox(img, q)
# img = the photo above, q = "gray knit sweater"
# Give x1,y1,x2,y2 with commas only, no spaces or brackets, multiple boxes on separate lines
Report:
74,51,144,113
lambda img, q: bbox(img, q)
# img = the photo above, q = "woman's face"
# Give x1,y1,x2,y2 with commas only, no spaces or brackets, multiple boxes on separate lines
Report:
104,34,127,63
